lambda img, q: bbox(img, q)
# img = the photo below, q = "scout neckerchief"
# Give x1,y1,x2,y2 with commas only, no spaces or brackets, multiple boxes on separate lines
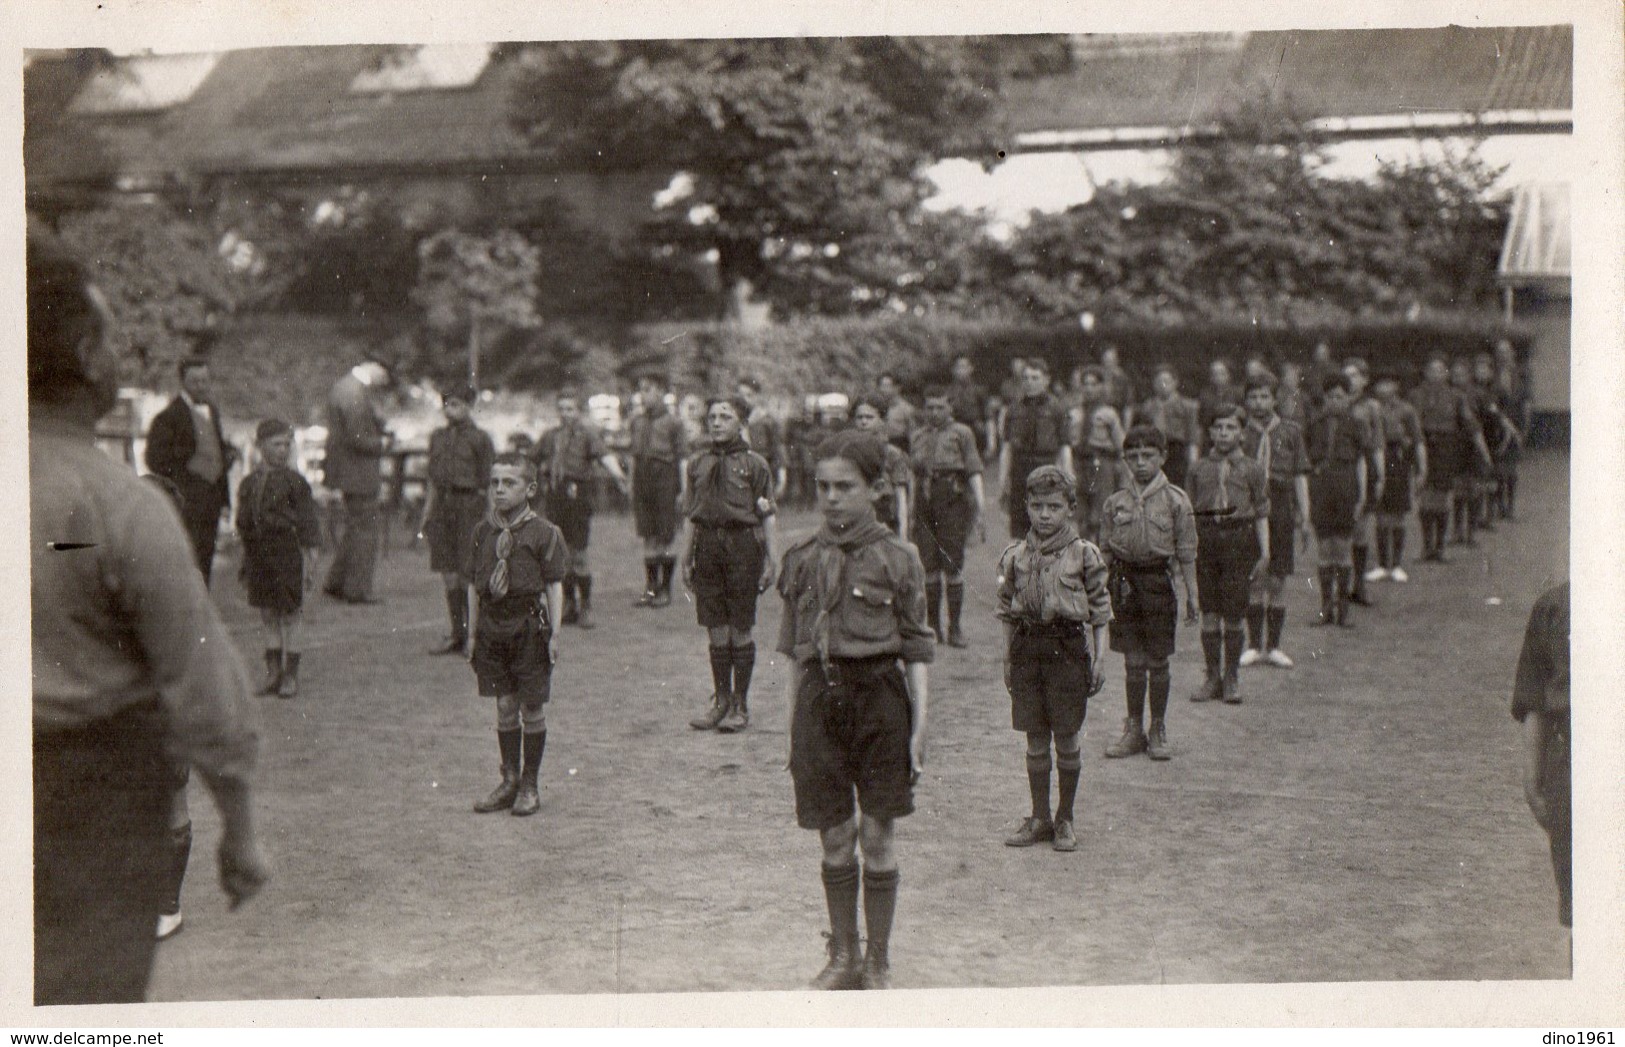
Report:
1126,470,1168,506
486,503,539,598
1020,520,1080,617
699,434,751,503
1248,414,1279,482
811,517,892,671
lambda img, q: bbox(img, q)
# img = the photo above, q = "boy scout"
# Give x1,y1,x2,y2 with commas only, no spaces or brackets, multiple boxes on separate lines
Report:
1371,373,1426,582
909,386,986,648
1342,359,1386,606
738,376,789,500
1069,366,1127,544
778,430,933,990
1099,427,1199,760
1409,355,1490,563
999,359,1072,538
682,397,779,733
531,390,630,628
628,375,688,608
1186,405,1270,703
1306,375,1370,626
850,394,912,537
469,454,570,817
422,386,495,654
997,465,1112,848
1238,373,1312,668
1132,364,1201,489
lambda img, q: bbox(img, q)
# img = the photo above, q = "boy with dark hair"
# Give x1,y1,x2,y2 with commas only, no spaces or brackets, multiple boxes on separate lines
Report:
422,386,495,654
779,429,933,990
682,397,779,733
1099,426,1199,760
237,419,324,698
629,374,688,607
909,386,986,648
945,354,991,456
874,371,915,452
1239,372,1312,668
1070,365,1127,544
469,453,570,817
531,390,630,629
1342,359,1386,606
1186,404,1270,703
1133,364,1201,489
738,376,790,500
999,358,1073,538
1372,373,1426,583
850,393,913,537
997,464,1112,851
1307,374,1370,626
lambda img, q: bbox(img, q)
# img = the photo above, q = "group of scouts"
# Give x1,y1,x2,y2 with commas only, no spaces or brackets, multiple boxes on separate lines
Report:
220,340,1528,992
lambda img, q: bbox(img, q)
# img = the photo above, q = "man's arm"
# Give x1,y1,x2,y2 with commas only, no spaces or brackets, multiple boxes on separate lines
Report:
783,659,804,771
597,451,631,495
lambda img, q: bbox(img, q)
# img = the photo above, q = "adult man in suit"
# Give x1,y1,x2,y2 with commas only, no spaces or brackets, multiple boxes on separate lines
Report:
144,356,236,583
322,359,394,604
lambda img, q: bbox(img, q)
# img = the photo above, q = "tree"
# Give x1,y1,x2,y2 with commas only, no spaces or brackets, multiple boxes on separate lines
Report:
506,38,1026,318
56,201,241,387
410,228,542,388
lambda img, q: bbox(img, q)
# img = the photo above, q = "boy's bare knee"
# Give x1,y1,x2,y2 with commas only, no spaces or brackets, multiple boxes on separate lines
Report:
820,817,859,866
1024,731,1051,756
858,815,897,870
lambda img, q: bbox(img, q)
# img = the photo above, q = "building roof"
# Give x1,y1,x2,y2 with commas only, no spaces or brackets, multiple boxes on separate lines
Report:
1005,25,1572,142
1499,182,1570,286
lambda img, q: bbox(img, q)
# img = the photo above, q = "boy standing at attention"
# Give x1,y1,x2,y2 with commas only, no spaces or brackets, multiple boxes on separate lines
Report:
682,397,779,733
1371,373,1426,583
1099,427,1199,760
1186,405,1270,704
909,386,986,648
1342,359,1386,606
1306,375,1370,627
778,430,933,990
629,374,688,608
531,390,630,629
236,419,323,698
469,454,570,817
997,465,1112,848
1132,364,1201,489
999,359,1072,538
422,387,494,654
850,393,913,538
1069,365,1127,544
1238,373,1311,668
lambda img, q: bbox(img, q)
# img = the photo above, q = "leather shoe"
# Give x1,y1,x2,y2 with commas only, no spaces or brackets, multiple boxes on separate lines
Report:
1004,817,1054,847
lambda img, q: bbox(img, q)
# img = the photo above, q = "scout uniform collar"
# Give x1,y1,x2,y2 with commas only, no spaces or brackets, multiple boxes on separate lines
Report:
1126,471,1168,501
1024,521,1080,558
710,435,750,455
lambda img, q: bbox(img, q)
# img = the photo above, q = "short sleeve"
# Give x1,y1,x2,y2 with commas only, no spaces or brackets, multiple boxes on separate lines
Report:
538,525,571,584
1172,490,1198,565
752,455,777,517
994,544,1019,622
775,554,801,657
1080,543,1113,626
961,427,984,474
893,546,936,664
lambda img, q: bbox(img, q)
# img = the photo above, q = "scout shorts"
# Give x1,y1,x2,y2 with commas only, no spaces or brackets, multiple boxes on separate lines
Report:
1196,522,1259,619
791,657,914,830
472,612,553,704
548,482,593,552
1108,564,1178,659
1008,625,1092,735
691,523,766,630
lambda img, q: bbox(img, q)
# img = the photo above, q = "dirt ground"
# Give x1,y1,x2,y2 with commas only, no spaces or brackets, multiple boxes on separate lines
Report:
149,450,1572,1001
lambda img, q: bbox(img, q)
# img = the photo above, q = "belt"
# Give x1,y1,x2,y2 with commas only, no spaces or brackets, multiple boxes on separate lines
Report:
1196,516,1252,529
694,519,756,530
1013,618,1086,637
1115,559,1168,573
816,653,900,685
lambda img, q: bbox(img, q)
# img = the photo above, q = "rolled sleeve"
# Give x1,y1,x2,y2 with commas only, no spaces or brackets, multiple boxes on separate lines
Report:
1081,544,1114,626
994,545,1020,623
894,549,936,664
1172,493,1198,565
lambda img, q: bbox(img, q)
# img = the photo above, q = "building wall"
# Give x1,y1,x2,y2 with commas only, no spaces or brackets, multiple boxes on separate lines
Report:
1513,285,1570,447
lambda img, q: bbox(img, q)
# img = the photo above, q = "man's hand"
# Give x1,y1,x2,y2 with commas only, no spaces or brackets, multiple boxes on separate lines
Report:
1251,555,1271,582
758,556,777,594
1087,661,1106,698
681,554,695,590
1184,597,1200,624
547,632,562,666
218,836,270,911
908,729,927,786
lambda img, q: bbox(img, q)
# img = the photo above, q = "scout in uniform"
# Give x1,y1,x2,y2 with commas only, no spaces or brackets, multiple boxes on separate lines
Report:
1306,374,1370,627
1099,426,1199,760
236,419,324,699
738,376,789,500
1491,339,1531,521
1196,358,1243,431
1069,365,1127,544
999,358,1072,538
996,465,1112,850
909,386,987,648
1371,373,1426,583
1186,405,1270,703
850,393,912,538
1512,581,1571,929
422,386,495,654
778,429,933,990
1238,372,1312,668
1409,355,1489,563
1471,352,1521,531
945,354,992,456
468,453,570,817
875,372,915,453
682,397,779,733
628,374,689,608
531,389,630,629
1342,359,1387,606
1132,364,1201,489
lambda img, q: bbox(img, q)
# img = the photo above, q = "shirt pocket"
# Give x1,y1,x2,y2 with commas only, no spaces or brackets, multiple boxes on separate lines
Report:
723,463,755,509
844,583,897,643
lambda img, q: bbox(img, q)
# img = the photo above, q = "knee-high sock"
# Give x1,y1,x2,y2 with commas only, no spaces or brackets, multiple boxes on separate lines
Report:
1266,606,1287,651
1123,664,1148,720
1148,663,1171,721
446,587,468,639
577,574,593,608
822,862,860,946
521,730,547,786
1222,624,1245,678
1391,526,1407,567
659,555,677,595
924,579,943,636
1318,566,1336,618
1351,545,1369,595
945,582,965,631
709,644,733,699
161,822,192,916
1375,527,1391,569
643,558,659,594
731,642,756,708
1245,603,1266,650
1201,629,1221,678
861,867,899,956
1026,750,1052,821
1055,749,1082,823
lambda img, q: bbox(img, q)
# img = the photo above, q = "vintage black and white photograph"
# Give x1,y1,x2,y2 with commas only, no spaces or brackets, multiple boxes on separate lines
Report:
12,0,1619,1025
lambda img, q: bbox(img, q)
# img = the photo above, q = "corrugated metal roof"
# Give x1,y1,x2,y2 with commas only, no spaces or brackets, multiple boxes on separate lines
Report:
1499,182,1570,283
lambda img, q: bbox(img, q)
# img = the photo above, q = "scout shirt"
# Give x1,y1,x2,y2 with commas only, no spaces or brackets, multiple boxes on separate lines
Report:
471,509,570,628
877,442,914,511
1099,472,1198,568
945,378,988,432
1186,448,1270,520
744,409,786,476
1351,394,1388,469
533,419,609,488
684,436,777,527
910,419,983,480
1307,408,1372,471
1137,393,1202,446
776,526,936,665
237,464,322,549
629,403,688,465
428,419,495,494
1241,415,1311,490
1073,401,1125,453
1378,398,1425,452
1003,393,1069,461
995,525,1114,626
1409,381,1480,438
